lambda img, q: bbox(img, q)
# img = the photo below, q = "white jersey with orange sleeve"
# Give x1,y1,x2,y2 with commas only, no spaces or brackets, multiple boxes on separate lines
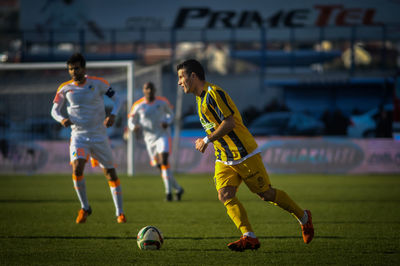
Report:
51,75,121,142
128,96,174,144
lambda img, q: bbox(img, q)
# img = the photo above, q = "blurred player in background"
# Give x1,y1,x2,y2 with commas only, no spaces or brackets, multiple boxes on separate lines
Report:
51,53,126,224
128,82,184,201
176,59,314,251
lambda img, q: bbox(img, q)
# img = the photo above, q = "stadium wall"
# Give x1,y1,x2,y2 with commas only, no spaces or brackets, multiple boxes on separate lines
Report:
1,138,399,175
19,0,400,41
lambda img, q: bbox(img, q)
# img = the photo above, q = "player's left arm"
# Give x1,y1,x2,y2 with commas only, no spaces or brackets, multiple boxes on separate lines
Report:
104,87,122,128
161,101,174,129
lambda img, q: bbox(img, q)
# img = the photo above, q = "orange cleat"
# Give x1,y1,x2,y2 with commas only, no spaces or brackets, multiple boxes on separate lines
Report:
76,207,92,224
227,236,260,252
301,210,314,244
117,213,127,223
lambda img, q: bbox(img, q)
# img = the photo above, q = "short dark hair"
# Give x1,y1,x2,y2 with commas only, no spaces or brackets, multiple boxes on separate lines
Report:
67,53,86,68
176,59,205,81
144,82,155,90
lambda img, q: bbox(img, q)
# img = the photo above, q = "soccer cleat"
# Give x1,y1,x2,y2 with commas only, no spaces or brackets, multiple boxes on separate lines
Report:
227,236,260,252
117,213,127,223
176,188,184,201
166,193,172,202
301,210,314,244
76,206,92,224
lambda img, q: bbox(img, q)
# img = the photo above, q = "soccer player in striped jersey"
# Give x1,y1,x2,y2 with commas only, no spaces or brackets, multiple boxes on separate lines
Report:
51,53,126,224
177,59,314,251
128,82,184,201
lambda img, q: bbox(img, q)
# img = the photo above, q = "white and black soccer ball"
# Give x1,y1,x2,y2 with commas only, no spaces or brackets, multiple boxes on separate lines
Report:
137,226,164,250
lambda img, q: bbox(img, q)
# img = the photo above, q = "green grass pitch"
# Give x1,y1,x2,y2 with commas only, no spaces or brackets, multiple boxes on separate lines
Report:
1,173,399,265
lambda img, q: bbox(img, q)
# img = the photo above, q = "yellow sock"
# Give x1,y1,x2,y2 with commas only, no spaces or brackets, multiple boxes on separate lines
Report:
272,189,304,220
224,197,253,234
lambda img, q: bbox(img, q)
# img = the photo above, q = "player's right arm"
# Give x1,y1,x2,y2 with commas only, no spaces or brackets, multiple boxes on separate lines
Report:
127,100,142,137
51,86,73,127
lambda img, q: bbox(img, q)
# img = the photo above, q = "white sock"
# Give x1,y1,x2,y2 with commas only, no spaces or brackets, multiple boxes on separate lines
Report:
168,171,182,192
73,176,90,210
161,165,172,194
299,210,308,225
109,180,124,216
243,232,257,238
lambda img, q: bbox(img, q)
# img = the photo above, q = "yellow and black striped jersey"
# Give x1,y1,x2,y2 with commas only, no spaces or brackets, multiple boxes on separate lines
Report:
196,82,258,162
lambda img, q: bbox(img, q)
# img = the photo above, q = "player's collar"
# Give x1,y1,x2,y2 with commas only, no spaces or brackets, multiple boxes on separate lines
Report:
145,97,155,103
73,76,87,86
199,82,209,98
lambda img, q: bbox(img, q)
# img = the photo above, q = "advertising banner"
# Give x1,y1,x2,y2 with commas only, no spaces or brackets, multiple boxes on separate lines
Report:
1,137,399,175
19,0,400,41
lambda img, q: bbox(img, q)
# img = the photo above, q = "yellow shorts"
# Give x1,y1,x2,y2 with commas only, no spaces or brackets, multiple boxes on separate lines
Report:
214,153,271,193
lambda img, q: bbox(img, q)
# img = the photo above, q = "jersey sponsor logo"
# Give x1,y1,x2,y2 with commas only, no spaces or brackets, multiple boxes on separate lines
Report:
200,117,215,130
105,87,115,98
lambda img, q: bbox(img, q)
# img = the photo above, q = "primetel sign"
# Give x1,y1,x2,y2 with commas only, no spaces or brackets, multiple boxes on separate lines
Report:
20,0,400,41
173,6,382,29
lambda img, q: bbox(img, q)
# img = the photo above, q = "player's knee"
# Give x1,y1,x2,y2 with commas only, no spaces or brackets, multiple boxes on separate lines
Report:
218,186,236,203
72,159,85,176
258,187,276,201
72,165,82,176
218,193,226,203
73,169,83,177
104,168,117,181
160,152,169,166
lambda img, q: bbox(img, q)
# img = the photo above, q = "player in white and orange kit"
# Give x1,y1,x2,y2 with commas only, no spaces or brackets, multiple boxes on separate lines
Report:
51,53,126,224
128,82,184,201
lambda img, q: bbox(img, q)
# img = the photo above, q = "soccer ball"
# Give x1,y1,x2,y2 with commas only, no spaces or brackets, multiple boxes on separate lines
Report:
137,226,164,250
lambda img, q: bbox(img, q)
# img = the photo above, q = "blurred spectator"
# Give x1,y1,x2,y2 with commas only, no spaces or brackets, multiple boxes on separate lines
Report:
321,108,350,136
242,106,260,126
351,108,362,115
375,104,393,138
0,110,11,158
263,99,289,113
333,109,350,135
0,115,9,158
